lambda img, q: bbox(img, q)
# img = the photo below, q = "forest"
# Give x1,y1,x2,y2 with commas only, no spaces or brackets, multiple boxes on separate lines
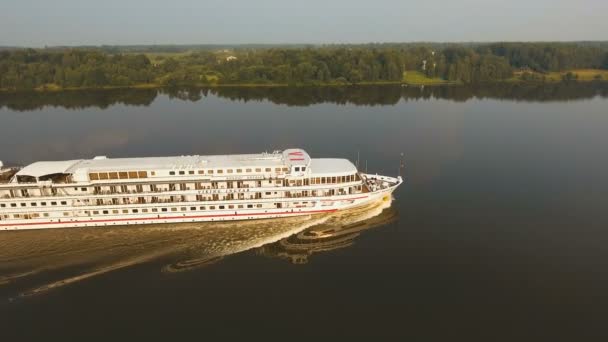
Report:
1,42,607,90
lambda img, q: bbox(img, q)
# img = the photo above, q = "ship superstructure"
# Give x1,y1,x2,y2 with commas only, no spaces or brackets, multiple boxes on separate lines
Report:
0,149,402,230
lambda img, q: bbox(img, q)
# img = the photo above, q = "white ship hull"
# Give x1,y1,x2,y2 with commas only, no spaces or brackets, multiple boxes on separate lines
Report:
0,181,398,231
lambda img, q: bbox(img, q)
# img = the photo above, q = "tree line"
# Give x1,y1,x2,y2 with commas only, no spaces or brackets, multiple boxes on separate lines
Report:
1,43,607,90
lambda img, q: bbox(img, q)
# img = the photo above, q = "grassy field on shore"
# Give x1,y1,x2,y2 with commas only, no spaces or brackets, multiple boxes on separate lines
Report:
402,71,458,85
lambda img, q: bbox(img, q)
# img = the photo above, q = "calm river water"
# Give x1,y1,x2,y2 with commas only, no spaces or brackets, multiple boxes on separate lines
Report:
1,83,608,341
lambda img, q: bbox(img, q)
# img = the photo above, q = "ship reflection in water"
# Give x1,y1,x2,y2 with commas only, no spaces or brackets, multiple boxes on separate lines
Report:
0,199,396,300
257,204,397,264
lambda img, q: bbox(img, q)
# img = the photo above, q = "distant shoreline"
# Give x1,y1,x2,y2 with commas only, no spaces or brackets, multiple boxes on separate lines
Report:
1,74,606,93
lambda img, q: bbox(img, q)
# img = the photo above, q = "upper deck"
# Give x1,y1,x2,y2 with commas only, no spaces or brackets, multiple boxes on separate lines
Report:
1,149,357,187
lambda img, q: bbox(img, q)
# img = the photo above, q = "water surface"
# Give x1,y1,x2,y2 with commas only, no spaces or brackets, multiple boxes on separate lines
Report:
1,84,608,341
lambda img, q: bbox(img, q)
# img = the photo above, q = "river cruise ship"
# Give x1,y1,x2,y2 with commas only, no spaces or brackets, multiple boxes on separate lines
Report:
0,149,402,231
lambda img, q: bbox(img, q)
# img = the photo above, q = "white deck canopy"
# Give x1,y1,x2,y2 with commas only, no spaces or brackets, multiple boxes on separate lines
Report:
309,159,357,176
15,160,84,179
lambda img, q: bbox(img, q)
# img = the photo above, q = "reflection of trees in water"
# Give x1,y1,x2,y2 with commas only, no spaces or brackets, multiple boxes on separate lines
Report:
211,82,608,106
0,88,157,111
1,83,607,111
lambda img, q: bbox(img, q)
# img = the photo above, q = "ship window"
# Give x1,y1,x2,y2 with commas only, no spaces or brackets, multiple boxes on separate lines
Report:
171,208,177,212
109,172,119,179
0,204,4,207
238,205,243,209
169,171,175,176
151,171,156,176
247,204,253,208
51,202,57,205
228,205,234,209
61,201,67,205
265,192,271,195
81,188,87,191
142,209,148,213
113,210,119,214
302,167,306,171
256,204,263,208
102,210,109,214
188,171,194,175
227,169,233,174
132,209,139,213
236,169,242,173
255,168,261,172
199,206,205,210
219,205,225,209
31,202,37,206
151,208,158,212
128,171,138,178
275,168,281,172
138,171,148,178
11,203,17,207
246,168,252,172
119,172,128,179
123,209,129,214
210,206,215,210
44,213,50,217
89,173,99,180
190,207,196,211
295,167,300,172
265,168,271,172
198,170,204,174
63,212,70,216
208,170,214,174
99,173,109,180
162,208,168,212
282,167,289,171
217,170,223,174
20,203,26,207
178,171,184,175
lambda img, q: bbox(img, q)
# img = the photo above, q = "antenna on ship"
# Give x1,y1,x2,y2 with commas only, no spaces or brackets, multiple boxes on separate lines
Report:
356,150,360,169
365,160,368,173
398,153,405,177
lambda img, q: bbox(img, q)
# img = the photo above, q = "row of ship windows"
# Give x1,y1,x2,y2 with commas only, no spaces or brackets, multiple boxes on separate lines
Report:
168,167,294,176
88,167,296,181
0,183,357,208
1,201,68,208
1,202,313,220
89,171,148,180
83,173,354,192
86,203,274,215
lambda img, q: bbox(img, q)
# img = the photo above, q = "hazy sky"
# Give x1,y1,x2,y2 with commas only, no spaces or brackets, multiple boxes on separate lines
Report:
1,0,607,46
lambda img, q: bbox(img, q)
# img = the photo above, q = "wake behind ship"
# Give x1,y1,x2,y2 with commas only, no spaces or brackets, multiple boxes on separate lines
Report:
0,149,402,231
